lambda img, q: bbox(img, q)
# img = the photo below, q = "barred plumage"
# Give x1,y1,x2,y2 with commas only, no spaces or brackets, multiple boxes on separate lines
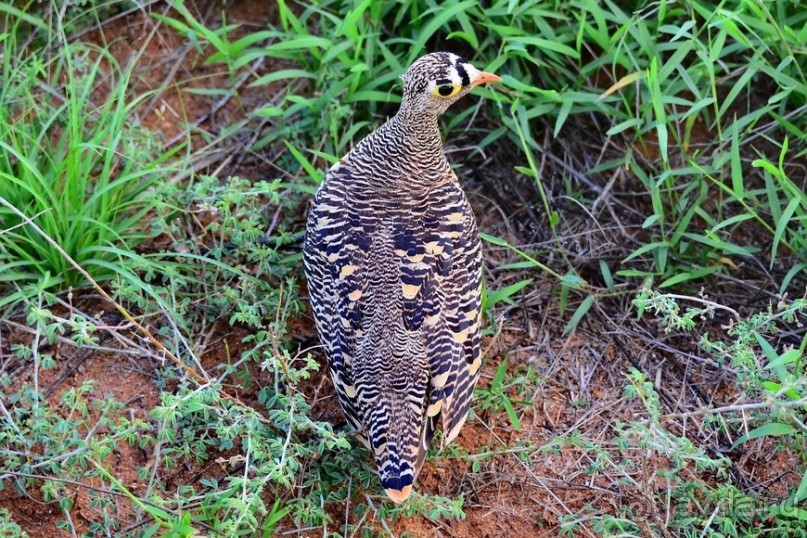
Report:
303,52,501,503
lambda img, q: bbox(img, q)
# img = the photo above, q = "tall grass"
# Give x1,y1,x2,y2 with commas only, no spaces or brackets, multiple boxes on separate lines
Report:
163,0,806,286
0,8,182,311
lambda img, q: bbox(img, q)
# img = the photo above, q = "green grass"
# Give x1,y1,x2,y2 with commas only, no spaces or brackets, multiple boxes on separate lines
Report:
170,0,806,319
0,8,183,311
0,0,805,536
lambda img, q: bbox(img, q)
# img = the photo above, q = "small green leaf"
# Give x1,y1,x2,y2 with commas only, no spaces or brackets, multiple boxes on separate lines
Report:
606,118,643,136
560,273,587,290
766,348,801,369
265,36,331,53
780,263,806,294
598,71,645,100
761,381,782,393
616,269,653,278
515,166,536,177
501,397,522,431
563,295,595,335
795,469,807,503
769,501,807,521
254,106,284,118
408,1,476,62
446,31,478,47
623,241,669,263
658,265,722,288
779,137,789,172
486,279,533,309
770,197,800,268
492,358,508,392
554,100,572,137
480,232,508,246
335,0,372,40
732,423,794,449
730,119,744,201
508,36,580,59
754,333,779,362
283,140,323,183
752,158,782,179
250,68,315,87
599,260,615,292
142,523,162,538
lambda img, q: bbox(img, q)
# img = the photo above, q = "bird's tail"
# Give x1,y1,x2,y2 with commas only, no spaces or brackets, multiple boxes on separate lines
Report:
367,399,424,503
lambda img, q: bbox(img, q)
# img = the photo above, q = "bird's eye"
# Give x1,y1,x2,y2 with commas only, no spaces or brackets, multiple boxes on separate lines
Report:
432,84,460,98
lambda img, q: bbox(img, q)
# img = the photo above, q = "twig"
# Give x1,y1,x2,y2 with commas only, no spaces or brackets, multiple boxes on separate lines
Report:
343,475,352,538
0,399,20,436
661,398,807,421
42,347,95,399
32,295,43,402
699,501,723,538
654,292,741,321
3,311,150,361
363,493,393,537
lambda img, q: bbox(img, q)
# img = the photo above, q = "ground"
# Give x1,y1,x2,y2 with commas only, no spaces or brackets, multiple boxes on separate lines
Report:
1,1,804,537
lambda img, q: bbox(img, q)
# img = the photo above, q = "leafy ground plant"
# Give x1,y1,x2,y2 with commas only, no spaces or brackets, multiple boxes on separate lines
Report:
593,288,807,536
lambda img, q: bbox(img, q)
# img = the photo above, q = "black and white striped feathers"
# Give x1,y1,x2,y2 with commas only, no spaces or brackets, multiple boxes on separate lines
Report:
303,52,501,503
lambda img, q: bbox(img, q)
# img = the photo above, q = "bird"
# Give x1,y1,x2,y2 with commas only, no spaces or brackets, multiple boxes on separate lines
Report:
303,52,501,503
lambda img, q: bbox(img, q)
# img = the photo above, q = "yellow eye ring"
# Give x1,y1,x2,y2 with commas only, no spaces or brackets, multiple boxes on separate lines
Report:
432,83,461,98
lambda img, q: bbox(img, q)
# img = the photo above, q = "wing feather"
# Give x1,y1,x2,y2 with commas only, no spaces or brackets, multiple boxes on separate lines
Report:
395,183,483,468
304,171,483,487
303,177,368,440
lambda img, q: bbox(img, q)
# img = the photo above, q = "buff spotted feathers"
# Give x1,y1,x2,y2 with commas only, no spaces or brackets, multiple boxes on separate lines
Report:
303,52,501,503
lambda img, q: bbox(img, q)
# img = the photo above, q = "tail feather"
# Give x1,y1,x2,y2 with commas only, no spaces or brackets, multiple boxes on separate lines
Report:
368,399,422,504
381,470,415,503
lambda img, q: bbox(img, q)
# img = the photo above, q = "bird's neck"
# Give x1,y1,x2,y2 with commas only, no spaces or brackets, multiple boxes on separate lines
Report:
379,107,450,181
388,106,442,153
343,104,453,192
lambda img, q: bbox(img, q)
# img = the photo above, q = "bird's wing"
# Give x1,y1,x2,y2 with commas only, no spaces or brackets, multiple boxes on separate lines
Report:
305,173,483,482
303,177,369,440
394,181,483,470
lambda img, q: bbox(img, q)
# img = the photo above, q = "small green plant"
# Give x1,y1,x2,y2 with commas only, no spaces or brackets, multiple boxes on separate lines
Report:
550,285,806,536
626,287,807,535
475,358,537,432
0,335,152,534
128,175,303,332
0,508,29,538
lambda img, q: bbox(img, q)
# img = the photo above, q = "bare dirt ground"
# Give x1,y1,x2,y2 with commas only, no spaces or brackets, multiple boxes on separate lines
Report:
1,2,803,537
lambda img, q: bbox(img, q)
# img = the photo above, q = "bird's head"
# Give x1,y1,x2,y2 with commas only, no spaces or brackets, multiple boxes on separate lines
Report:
399,52,501,116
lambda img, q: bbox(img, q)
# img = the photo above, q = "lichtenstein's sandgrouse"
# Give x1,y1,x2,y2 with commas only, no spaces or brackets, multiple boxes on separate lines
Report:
303,52,501,503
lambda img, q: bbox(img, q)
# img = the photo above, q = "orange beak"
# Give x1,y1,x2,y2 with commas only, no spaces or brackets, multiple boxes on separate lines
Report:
471,71,502,87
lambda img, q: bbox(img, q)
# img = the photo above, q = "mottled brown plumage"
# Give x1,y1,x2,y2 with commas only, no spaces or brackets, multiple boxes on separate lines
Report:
303,52,500,502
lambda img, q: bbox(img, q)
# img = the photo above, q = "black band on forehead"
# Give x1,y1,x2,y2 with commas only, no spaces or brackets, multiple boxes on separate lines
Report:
455,61,471,87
